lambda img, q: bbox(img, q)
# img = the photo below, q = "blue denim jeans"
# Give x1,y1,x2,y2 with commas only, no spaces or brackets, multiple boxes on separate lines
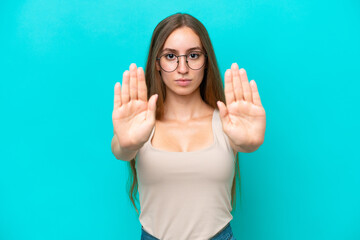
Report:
141,222,237,240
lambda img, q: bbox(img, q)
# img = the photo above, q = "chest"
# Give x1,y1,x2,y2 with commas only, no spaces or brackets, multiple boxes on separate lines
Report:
150,119,213,153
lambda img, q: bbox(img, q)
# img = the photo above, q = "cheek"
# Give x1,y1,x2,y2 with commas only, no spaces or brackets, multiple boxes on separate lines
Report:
196,71,205,81
160,73,173,85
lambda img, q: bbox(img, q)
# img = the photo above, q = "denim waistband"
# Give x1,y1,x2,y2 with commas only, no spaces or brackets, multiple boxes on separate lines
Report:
209,222,232,240
141,222,233,240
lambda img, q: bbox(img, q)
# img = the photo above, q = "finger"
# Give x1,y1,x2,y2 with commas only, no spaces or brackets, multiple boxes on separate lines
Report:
231,63,243,101
224,69,235,106
122,70,130,104
239,68,253,103
217,100,231,127
146,94,158,121
129,63,138,100
113,82,122,111
137,67,147,102
250,80,263,107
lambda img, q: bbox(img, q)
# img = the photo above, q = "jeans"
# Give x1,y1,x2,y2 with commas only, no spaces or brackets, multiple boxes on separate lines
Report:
141,222,237,240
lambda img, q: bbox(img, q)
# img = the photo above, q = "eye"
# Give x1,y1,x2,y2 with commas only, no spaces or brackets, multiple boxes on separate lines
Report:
188,52,200,59
165,53,176,60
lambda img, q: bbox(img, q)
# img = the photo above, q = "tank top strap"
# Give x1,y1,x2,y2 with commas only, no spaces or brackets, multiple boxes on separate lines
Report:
137,125,155,161
147,125,156,145
213,108,236,159
212,109,223,141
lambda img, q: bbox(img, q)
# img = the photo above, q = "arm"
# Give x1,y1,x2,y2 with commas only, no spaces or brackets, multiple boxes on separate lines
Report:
111,133,139,161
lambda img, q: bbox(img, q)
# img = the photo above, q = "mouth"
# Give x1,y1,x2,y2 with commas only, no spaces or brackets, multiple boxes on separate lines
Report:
176,78,191,81
175,78,192,86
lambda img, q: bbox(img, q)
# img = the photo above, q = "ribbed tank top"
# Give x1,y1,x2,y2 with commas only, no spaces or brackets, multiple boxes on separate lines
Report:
135,108,236,240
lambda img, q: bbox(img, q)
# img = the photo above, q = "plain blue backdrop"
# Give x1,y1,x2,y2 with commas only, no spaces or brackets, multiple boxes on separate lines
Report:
1,0,359,239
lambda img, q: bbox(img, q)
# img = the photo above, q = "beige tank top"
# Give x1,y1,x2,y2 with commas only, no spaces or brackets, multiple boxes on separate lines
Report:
135,108,236,240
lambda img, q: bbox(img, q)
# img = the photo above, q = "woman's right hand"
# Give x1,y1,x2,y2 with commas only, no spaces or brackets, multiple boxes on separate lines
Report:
112,63,158,151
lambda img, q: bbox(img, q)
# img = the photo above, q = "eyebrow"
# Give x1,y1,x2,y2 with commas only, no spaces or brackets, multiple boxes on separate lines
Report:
160,47,203,54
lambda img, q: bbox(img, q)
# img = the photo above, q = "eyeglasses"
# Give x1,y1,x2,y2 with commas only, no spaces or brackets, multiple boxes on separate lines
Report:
156,51,208,72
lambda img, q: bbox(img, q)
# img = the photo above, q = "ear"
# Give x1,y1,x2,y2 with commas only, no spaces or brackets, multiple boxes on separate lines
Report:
155,61,160,71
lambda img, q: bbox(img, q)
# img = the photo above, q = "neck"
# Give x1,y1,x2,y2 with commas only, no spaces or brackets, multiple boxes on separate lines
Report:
162,89,212,122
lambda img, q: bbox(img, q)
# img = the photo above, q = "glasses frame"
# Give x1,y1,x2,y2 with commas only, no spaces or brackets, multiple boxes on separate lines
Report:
156,51,208,72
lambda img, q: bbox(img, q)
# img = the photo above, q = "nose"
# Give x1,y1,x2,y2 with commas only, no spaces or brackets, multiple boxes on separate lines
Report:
177,55,189,73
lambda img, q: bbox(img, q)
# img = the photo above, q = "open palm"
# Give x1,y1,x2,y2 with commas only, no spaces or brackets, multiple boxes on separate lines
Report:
112,63,158,150
217,63,266,152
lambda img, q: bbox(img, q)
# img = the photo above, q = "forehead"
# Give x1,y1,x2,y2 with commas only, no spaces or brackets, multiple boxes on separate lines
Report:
162,27,202,52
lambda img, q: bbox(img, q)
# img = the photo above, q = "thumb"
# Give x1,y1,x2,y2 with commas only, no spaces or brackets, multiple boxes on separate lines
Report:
217,101,230,124
146,94,158,121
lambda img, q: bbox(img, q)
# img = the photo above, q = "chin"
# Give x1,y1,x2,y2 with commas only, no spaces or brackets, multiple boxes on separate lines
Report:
174,88,199,96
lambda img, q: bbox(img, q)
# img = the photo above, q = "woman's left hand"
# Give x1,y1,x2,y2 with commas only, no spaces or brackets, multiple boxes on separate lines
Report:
217,63,266,153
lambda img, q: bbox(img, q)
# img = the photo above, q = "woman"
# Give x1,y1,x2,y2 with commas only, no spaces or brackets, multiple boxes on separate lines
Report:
111,13,266,240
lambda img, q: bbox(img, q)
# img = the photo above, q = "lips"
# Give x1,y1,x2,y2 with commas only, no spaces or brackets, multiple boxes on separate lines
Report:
175,78,191,86
176,78,191,81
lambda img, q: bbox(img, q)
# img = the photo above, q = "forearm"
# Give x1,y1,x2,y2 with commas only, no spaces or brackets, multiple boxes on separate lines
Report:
111,134,139,161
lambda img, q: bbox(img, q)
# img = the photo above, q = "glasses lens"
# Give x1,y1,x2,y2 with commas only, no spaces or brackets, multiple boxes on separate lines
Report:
159,54,178,72
159,52,206,72
187,52,205,70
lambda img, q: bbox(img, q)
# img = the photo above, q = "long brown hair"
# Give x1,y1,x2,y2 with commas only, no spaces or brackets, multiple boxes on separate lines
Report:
126,12,241,216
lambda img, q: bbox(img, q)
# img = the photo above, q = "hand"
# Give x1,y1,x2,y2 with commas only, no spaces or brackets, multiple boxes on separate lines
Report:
112,63,158,150
217,63,266,152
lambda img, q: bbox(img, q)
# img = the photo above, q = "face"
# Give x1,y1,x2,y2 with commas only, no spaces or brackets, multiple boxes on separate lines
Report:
156,26,206,97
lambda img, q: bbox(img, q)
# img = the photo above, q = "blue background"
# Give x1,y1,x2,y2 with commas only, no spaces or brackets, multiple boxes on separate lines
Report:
1,0,359,239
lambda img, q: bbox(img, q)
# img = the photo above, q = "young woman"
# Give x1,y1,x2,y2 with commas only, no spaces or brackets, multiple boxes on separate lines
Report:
111,13,266,240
